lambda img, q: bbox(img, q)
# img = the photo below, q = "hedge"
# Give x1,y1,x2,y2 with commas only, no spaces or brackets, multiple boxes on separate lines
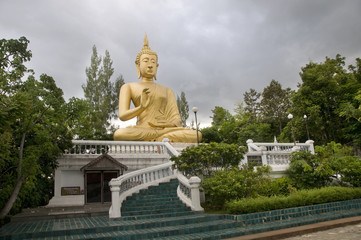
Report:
226,186,361,214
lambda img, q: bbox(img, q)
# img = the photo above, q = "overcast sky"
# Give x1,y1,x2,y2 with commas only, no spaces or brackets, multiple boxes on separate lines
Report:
1,0,361,128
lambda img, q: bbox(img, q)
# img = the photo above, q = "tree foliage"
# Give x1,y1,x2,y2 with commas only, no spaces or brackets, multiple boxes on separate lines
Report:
171,142,245,177
286,142,361,189
289,55,361,145
201,55,361,150
210,106,234,127
260,80,293,136
0,37,72,218
176,91,189,127
200,126,222,143
82,45,124,140
243,88,261,122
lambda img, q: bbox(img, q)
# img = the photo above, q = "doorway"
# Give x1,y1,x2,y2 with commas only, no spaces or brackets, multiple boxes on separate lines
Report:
85,171,118,204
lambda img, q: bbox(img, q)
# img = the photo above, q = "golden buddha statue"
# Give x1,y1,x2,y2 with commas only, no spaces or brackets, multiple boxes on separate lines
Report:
113,34,201,143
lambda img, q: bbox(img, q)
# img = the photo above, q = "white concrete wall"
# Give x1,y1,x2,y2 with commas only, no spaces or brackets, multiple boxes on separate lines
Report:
61,170,84,190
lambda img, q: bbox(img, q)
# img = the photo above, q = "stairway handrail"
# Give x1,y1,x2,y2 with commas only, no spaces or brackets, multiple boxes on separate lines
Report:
109,161,173,186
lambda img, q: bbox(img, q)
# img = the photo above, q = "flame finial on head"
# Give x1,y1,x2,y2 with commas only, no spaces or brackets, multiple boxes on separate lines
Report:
135,33,158,65
143,33,149,49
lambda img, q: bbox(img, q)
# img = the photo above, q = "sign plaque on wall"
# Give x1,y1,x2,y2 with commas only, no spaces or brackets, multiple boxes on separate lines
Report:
61,186,81,196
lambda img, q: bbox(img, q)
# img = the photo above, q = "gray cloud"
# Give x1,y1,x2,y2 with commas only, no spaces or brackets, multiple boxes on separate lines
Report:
1,0,361,127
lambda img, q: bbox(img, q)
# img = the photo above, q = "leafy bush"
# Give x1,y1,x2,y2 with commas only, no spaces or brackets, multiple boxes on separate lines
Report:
226,186,361,214
202,165,272,209
286,151,329,189
316,142,361,187
264,177,293,196
171,142,245,177
340,157,361,187
286,142,361,189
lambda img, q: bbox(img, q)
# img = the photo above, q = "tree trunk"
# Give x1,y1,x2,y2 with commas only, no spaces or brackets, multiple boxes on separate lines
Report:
0,176,24,218
0,132,26,219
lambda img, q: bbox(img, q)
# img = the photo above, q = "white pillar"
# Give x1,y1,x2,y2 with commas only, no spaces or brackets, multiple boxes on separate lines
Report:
306,140,315,154
109,185,121,218
189,176,204,211
54,169,62,197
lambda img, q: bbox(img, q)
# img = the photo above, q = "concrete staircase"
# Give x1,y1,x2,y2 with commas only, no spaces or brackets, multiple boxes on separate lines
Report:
117,179,239,238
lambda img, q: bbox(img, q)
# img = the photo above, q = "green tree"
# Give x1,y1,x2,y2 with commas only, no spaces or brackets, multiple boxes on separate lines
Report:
218,120,240,144
234,102,246,121
260,80,293,136
339,58,361,125
200,126,222,143
237,122,273,144
210,106,234,127
176,91,189,127
290,55,361,145
82,45,124,139
0,37,72,219
65,97,95,139
243,88,261,122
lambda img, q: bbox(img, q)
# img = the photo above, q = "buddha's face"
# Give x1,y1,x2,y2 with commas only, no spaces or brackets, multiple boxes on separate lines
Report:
139,53,158,79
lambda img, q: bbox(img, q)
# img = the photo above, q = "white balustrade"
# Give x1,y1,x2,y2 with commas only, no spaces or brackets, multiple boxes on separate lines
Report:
108,140,203,219
65,140,165,155
245,139,315,172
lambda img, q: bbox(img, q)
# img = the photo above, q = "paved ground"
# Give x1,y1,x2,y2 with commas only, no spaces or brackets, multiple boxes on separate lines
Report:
227,216,361,240
284,224,361,240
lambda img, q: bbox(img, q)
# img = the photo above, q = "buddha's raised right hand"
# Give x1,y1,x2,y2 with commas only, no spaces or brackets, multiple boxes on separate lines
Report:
140,88,151,109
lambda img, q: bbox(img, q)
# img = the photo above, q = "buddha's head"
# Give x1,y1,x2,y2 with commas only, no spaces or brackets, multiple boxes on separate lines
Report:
135,34,159,80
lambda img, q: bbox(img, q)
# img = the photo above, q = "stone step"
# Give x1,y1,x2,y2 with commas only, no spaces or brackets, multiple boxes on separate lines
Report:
122,201,186,212
122,205,191,217
126,193,178,200
120,210,200,221
136,188,178,195
122,197,182,207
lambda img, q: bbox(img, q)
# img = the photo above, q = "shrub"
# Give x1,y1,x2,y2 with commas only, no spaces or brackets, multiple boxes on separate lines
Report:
286,151,329,189
171,142,245,177
226,186,361,214
340,157,361,187
202,165,272,209
264,177,293,196
287,142,361,189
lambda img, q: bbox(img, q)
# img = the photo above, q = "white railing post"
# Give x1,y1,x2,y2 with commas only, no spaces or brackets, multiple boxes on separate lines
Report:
189,176,203,211
109,185,121,218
